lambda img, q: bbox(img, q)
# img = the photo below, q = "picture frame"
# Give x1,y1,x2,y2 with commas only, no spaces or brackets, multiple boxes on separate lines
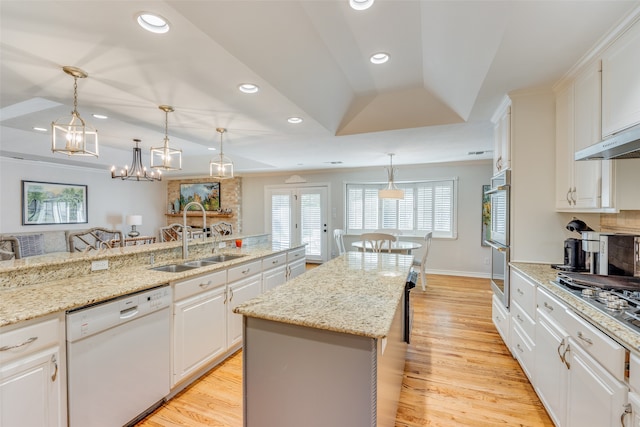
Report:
179,182,221,211
481,184,490,246
22,180,88,225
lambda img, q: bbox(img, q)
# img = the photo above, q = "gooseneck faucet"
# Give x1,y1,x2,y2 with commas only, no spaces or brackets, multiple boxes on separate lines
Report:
182,201,206,259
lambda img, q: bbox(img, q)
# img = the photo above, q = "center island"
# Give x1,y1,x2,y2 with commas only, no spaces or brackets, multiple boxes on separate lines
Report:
233,251,414,427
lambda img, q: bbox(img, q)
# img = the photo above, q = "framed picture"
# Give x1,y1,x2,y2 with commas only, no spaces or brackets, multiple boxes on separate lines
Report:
22,180,88,225
180,183,221,211
481,184,490,246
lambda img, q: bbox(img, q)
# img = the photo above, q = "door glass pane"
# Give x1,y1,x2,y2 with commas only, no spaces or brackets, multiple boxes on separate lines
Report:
271,193,291,250
301,193,321,257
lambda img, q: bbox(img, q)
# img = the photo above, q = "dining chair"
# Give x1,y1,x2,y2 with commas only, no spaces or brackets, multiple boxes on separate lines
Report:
0,235,21,259
67,228,124,252
210,222,233,236
333,229,346,256
361,232,397,253
375,228,402,237
159,223,192,242
412,231,433,290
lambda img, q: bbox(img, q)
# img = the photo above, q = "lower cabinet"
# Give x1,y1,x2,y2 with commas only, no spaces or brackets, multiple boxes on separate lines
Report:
263,264,287,292
287,247,306,280
491,293,510,348
0,314,66,427
226,272,262,350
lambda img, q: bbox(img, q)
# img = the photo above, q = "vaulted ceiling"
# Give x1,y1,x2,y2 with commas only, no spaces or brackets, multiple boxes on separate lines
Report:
1,1,638,175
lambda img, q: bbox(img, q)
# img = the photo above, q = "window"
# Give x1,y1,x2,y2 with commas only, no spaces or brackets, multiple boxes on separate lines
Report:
345,179,457,238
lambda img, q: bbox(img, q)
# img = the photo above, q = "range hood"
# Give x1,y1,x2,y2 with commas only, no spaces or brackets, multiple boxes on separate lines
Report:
575,125,640,161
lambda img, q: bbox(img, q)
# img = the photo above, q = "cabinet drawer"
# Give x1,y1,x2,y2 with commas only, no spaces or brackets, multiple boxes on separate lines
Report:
512,322,535,383
0,317,60,364
511,300,535,341
565,309,626,381
537,286,569,326
511,270,536,319
174,270,226,301
228,260,262,283
262,253,287,271
492,294,510,347
287,247,306,263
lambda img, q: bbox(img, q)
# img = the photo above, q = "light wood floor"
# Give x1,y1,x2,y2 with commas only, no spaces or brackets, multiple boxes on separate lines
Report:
137,274,553,427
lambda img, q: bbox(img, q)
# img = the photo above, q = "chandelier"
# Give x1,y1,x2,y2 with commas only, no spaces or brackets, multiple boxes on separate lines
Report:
111,139,161,181
150,105,182,171
51,66,99,157
210,128,234,179
379,153,404,199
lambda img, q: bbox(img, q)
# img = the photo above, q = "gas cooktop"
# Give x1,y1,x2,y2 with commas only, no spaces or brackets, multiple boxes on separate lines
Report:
553,272,640,334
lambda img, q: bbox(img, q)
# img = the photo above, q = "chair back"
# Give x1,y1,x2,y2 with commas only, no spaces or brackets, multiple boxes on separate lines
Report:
159,223,192,242
333,229,346,255
67,228,124,252
420,231,433,265
361,232,397,253
210,222,233,236
0,235,21,259
374,228,402,237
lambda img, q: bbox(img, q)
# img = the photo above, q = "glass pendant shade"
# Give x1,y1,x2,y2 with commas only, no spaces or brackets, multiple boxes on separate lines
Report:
210,128,234,179
150,105,182,171
379,154,404,199
111,139,161,181
51,66,99,157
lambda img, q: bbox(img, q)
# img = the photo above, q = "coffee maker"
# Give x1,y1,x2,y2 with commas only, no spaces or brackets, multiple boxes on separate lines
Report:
552,218,590,272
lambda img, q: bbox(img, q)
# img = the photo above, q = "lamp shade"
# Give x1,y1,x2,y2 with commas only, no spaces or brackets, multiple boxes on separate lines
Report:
126,215,142,226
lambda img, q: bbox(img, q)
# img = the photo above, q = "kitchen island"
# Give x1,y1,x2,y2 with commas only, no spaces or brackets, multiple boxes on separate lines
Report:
234,251,413,427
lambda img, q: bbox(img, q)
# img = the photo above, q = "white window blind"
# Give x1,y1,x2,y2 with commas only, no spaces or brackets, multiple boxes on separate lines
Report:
346,179,457,238
271,193,291,250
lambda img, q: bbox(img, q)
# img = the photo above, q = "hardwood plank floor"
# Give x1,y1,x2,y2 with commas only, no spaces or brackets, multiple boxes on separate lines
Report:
137,274,553,427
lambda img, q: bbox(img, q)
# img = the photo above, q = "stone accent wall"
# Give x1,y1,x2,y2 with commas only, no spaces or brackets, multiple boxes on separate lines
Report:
166,177,242,233
601,210,640,234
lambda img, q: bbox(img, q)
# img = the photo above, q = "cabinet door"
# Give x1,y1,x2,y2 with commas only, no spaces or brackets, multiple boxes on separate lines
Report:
535,311,568,427
602,22,640,136
227,274,262,349
288,259,306,281
555,84,575,209
263,265,287,292
173,286,227,386
565,339,628,427
1,347,63,427
493,104,511,174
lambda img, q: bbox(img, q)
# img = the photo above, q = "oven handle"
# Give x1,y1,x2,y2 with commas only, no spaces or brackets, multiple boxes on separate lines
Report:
484,185,510,195
485,240,508,253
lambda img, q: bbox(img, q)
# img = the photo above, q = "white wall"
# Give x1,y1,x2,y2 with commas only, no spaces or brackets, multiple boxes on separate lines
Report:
0,157,167,238
241,160,494,278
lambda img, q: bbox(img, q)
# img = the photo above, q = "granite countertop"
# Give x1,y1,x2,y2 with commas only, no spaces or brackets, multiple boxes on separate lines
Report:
0,243,293,328
510,262,640,353
234,251,414,340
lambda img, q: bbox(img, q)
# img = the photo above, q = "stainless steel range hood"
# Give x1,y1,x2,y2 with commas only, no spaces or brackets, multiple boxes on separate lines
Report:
575,125,640,160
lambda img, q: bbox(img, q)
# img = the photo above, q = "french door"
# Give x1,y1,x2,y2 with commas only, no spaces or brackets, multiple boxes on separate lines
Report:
267,186,329,263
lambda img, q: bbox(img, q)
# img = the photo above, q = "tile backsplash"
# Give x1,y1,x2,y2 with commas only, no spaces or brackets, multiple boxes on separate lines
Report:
601,211,640,234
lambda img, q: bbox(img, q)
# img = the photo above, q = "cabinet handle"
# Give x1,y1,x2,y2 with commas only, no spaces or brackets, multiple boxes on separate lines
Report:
577,331,593,345
516,314,523,323
543,302,554,311
242,268,251,275
271,260,279,265
571,187,577,205
557,338,570,369
517,288,524,295
566,188,572,205
51,354,58,382
0,336,37,351
563,343,571,369
223,291,228,304
621,403,631,427
199,280,213,289
229,288,234,302
516,343,524,353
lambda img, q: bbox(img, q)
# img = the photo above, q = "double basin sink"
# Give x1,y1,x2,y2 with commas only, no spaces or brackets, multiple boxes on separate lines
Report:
151,254,247,273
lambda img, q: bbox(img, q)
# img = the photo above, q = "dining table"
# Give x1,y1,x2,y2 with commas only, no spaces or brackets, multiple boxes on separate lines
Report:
351,240,423,255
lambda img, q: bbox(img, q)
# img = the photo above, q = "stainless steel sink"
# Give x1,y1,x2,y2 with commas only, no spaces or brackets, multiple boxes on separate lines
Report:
182,260,218,268
150,264,198,273
200,254,247,263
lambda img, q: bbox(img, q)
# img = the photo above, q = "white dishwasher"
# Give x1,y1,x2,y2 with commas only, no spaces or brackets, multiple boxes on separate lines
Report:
66,285,172,427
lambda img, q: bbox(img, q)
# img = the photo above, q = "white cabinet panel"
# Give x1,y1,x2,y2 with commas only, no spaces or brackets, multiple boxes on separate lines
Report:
263,265,287,292
227,274,262,349
491,294,510,348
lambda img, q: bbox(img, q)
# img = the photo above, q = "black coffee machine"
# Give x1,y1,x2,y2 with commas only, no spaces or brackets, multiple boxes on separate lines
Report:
552,218,590,272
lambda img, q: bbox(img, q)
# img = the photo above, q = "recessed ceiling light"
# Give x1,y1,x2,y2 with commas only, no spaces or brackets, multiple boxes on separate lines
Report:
287,117,303,124
350,0,374,11
136,12,170,34
92,114,108,119
33,127,47,132
238,83,259,94
370,52,389,65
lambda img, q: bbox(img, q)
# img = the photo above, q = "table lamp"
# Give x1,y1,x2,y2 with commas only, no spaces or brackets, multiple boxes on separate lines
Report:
126,215,142,237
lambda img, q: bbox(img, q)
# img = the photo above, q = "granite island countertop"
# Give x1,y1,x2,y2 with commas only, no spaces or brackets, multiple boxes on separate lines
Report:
234,251,414,339
511,262,640,353
0,241,301,328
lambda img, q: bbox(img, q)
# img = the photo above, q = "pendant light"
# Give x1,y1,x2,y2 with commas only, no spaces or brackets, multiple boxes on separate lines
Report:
51,66,99,157
150,105,182,171
111,139,161,181
210,128,234,179
379,153,404,199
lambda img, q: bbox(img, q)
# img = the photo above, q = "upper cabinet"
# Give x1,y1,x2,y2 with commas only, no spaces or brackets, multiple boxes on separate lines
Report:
492,96,512,175
602,21,640,137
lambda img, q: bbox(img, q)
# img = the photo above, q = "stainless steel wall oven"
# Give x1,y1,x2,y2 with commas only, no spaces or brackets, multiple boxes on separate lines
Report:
484,170,511,308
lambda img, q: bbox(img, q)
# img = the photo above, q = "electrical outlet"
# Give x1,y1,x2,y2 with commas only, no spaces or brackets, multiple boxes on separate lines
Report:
219,242,227,248
91,260,109,271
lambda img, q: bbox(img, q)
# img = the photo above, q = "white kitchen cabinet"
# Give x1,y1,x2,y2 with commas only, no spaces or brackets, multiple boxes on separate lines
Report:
510,270,536,384
226,272,262,350
262,252,287,292
287,247,307,280
172,270,227,387
0,314,66,427
491,293,510,349
491,96,511,174
602,21,640,137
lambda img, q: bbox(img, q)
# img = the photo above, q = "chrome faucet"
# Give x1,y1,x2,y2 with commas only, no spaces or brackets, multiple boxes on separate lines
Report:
182,201,207,259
